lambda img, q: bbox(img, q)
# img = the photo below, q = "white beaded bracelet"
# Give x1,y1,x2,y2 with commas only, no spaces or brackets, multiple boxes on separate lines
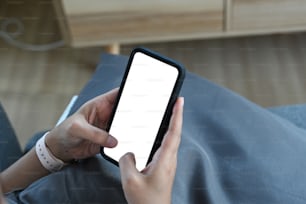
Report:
35,132,65,172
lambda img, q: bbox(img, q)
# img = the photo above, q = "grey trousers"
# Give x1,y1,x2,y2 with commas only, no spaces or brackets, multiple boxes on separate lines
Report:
5,54,306,204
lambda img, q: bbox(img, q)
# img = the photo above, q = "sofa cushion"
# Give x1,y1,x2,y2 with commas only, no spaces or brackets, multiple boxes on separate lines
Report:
0,103,22,171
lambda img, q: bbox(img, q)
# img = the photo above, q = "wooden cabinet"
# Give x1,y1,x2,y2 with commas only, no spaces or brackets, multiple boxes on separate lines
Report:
54,0,223,47
230,0,306,32
53,0,306,49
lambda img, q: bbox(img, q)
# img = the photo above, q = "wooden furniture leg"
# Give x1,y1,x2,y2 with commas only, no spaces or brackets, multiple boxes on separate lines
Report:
105,43,120,54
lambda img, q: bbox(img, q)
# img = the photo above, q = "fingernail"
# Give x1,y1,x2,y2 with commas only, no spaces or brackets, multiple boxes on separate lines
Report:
106,135,117,146
181,97,184,107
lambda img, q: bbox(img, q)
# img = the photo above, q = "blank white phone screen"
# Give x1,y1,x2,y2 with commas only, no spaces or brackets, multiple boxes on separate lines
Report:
104,52,179,170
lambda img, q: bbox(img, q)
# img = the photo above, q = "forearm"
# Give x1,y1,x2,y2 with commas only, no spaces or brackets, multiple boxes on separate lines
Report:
0,148,49,193
0,177,6,204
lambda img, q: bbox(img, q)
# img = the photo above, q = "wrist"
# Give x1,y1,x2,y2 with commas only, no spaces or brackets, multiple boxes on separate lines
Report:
35,132,68,172
44,131,73,163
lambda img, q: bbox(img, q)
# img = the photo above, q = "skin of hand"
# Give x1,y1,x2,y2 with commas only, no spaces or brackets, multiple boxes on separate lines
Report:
0,88,119,193
119,97,184,204
45,88,119,162
0,179,6,204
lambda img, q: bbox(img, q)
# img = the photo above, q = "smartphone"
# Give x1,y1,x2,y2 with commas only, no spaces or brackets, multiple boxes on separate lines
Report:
101,47,185,170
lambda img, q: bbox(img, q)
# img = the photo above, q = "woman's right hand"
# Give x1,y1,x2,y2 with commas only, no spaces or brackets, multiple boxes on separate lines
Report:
119,97,184,204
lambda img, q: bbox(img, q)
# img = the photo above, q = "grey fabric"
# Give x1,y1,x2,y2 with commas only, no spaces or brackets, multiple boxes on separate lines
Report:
0,103,22,171
23,130,48,153
6,54,306,203
269,105,306,130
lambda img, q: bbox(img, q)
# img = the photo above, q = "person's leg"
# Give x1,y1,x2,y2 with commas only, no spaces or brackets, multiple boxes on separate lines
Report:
269,104,306,130
0,103,22,171
12,54,306,204
171,72,306,204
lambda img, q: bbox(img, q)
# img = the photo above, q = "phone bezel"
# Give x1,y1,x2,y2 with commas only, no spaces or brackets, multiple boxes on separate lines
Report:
100,47,185,168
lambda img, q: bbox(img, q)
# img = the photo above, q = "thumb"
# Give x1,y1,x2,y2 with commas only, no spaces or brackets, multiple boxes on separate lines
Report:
119,153,139,185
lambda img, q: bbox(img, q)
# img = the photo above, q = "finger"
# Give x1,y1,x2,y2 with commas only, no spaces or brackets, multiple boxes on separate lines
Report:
95,88,119,125
94,87,119,108
80,88,119,127
72,118,118,147
79,88,119,114
158,97,184,166
119,153,140,187
99,87,119,106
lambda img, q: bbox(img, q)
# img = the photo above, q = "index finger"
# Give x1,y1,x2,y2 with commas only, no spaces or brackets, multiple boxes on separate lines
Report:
79,88,119,120
93,87,119,109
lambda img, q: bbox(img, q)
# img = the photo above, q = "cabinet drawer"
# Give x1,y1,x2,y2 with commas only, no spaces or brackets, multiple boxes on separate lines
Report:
57,0,223,47
231,0,306,31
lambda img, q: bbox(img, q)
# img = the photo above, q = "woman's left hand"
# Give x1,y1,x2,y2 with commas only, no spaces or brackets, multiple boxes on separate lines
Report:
0,88,120,194
45,88,119,162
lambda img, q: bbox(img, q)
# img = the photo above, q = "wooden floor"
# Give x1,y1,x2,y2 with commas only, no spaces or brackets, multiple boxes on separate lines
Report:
1,0,306,148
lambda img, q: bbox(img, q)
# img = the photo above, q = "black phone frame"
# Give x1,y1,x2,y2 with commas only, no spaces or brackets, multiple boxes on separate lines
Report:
100,47,185,168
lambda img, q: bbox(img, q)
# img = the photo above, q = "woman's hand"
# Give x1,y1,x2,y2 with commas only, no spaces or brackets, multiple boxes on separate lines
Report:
119,97,184,204
45,88,119,162
0,89,120,194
